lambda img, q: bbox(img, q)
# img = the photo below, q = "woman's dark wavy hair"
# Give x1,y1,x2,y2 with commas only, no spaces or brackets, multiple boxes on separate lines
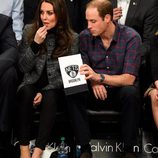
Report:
27,0,74,58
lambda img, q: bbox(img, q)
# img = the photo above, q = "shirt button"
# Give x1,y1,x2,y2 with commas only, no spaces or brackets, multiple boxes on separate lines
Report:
105,85,109,88
106,66,110,70
106,56,109,59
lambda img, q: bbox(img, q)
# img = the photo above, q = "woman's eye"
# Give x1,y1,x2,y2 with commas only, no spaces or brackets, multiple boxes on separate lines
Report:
40,10,54,16
47,11,54,15
40,11,44,15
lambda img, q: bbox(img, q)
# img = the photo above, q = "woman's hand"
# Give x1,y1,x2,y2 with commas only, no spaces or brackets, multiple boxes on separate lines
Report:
155,80,158,90
33,92,42,106
149,89,158,100
34,26,48,44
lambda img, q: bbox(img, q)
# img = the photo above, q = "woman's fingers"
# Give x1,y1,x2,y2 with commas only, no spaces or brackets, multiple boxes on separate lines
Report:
33,93,42,106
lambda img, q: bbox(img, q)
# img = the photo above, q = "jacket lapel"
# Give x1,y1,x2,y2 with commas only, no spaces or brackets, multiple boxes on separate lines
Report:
125,0,140,25
111,0,117,8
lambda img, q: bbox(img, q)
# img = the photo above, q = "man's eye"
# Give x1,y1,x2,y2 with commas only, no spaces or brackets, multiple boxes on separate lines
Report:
91,20,96,23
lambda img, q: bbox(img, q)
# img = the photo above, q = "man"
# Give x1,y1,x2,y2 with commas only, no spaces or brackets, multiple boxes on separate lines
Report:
112,0,158,93
0,0,24,43
0,14,18,158
79,0,141,158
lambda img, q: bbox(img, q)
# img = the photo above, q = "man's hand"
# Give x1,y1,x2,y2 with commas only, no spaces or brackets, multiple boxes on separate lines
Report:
113,7,122,21
92,82,107,100
33,92,42,106
80,64,100,82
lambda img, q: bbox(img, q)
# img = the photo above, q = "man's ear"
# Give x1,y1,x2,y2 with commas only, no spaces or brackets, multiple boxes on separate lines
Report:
104,14,111,22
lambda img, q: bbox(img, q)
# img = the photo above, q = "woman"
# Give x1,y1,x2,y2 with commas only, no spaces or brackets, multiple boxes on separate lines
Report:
144,31,158,129
16,0,91,158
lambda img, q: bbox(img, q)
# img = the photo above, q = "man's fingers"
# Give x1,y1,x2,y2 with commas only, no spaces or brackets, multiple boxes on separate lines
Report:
93,88,98,99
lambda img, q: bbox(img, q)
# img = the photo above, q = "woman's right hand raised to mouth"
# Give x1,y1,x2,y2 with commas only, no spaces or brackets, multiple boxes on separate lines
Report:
34,26,48,44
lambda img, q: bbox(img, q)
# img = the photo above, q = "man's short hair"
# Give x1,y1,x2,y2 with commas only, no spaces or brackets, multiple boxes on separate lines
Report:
86,0,113,20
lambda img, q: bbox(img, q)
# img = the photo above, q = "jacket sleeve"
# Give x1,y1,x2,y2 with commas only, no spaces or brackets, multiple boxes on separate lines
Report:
12,0,24,41
18,24,39,73
0,15,18,77
150,35,158,82
141,0,158,58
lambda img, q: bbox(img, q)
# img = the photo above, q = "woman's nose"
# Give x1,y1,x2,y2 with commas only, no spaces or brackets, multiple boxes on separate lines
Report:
42,13,47,19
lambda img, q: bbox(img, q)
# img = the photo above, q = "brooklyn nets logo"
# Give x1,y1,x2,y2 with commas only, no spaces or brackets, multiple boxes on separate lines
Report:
65,65,79,78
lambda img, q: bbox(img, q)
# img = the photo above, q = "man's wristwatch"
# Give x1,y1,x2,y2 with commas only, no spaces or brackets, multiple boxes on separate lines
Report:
99,74,105,83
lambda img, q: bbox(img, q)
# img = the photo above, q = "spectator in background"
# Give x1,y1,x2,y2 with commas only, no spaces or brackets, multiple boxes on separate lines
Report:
144,31,158,129
79,0,141,158
111,0,158,94
16,0,92,158
24,0,40,25
0,0,24,43
0,13,18,158
65,0,90,33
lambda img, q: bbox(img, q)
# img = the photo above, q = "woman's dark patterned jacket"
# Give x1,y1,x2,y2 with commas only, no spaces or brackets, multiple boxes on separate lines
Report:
18,24,79,90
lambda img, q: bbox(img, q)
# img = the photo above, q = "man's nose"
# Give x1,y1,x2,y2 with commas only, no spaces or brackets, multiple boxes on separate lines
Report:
88,22,92,29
